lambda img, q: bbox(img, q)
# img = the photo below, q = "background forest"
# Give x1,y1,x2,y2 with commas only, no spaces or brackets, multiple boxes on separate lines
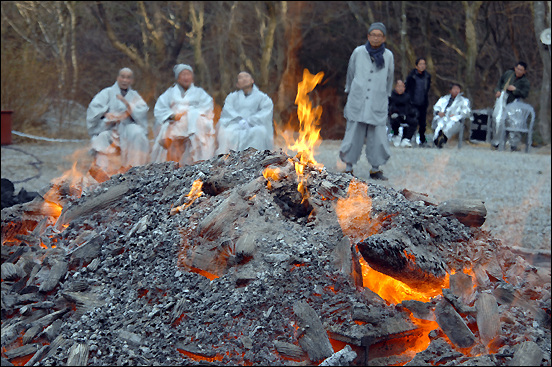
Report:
1,1,551,145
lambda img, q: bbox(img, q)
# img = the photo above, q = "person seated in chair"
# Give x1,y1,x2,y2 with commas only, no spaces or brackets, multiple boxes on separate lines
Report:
491,61,530,151
151,64,215,165
431,83,471,148
215,71,274,155
388,80,418,148
86,67,150,176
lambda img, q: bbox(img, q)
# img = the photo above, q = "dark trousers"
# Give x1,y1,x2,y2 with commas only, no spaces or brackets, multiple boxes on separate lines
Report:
390,116,417,140
413,104,429,143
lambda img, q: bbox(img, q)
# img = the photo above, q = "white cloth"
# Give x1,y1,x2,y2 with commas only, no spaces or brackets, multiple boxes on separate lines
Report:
343,45,395,125
215,85,274,155
431,93,471,140
151,83,215,165
86,82,150,170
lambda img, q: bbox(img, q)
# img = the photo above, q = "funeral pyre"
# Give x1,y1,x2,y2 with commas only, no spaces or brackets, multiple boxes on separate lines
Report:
1,146,550,366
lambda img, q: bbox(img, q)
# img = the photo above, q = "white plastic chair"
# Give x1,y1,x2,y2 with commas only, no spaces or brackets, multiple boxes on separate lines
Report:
498,101,535,153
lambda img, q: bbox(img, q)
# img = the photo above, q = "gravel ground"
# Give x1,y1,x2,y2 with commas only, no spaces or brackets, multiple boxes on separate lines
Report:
1,137,551,252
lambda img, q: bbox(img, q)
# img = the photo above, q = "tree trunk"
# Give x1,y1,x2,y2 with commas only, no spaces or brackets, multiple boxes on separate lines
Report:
533,1,551,145
276,1,303,127
66,1,78,97
462,1,483,102
189,2,210,90
259,2,279,90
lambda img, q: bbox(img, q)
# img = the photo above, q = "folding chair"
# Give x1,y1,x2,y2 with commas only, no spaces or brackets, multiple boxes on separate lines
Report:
498,101,535,153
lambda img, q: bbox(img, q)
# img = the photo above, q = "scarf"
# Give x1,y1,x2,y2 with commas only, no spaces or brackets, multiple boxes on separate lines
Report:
365,42,386,69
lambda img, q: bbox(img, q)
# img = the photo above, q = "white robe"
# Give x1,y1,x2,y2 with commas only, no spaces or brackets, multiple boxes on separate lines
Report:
86,82,150,171
431,93,471,140
151,83,215,165
215,85,274,155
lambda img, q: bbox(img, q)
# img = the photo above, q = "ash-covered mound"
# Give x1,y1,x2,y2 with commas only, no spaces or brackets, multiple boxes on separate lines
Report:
1,148,550,366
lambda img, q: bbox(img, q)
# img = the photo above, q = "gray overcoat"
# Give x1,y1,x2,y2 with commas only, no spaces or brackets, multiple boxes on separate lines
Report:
343,45,395,125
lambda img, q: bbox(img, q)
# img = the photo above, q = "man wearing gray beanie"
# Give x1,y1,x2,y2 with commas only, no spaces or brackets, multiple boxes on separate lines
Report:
152,63,216,165
339,22,394,180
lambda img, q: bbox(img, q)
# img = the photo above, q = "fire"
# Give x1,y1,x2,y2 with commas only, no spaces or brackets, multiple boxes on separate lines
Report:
262,167,281,190
171,179,203,215
335,179,383,243
357,255,448,304
266,68,324,201
42,161,85,220
290,68,324,167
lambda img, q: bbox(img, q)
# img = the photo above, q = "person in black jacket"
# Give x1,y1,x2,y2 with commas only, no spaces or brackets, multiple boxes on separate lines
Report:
388,80,418,148
405,57,431,147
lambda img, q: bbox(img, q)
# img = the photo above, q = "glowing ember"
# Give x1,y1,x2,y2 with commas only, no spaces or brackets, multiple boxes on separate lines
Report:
357,255,448,304
171,179,204,215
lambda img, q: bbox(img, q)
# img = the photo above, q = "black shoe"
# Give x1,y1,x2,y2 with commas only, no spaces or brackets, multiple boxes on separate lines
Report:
510,146,519,152
434,131,446,148
491,143,499,150
345,169,354,175
369,170,388,181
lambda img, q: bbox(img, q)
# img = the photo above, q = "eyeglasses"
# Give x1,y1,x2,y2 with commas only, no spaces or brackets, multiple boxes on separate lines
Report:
369,33,385,39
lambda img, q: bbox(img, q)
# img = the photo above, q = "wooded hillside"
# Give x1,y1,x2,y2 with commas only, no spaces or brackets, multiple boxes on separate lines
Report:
1,1,550,144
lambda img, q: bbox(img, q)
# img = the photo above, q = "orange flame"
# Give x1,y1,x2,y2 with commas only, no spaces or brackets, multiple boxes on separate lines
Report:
262,167,281,190
42,161,85,220
271,69,324,201
171,180,203,215
290,69,324,167
335,179,382,243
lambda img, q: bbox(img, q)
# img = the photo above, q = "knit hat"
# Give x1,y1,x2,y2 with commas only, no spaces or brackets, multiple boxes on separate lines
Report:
368,22,386,36
173,64,193,79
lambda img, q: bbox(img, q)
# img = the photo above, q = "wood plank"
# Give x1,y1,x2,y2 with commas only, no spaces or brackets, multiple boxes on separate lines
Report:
292,301,334,362
436,199,487,227
54,183,130,230
475,293,501,346
434,299,476,349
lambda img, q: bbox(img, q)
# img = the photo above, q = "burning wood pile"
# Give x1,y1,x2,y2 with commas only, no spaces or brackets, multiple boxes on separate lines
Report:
2,69,550,366
1,147,550,366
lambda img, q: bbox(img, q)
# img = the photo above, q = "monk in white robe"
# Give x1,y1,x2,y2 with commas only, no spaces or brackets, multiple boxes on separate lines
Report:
216,72,274,154
151,64,215,165
86,68,150,174
431,83,471,148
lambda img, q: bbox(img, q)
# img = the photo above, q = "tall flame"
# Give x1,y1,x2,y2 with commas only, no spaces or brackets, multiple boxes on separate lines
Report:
289,68,324,167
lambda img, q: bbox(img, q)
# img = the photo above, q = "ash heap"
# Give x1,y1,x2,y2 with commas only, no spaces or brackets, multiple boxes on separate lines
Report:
1,148,550,366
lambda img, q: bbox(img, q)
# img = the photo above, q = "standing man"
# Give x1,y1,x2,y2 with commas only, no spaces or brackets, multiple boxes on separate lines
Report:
491,61,530,151
339,22,394,180
151,64,216,165
405,57,432,147
215,71,274,154
431,83,471,149
86,67,150,175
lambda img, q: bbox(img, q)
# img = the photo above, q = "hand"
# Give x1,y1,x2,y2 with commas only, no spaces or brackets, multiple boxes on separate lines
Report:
390,113,399,119
438,112,445,118
239,119,250,129
174,111,187,121
495,91,501,98
116,94,130,108
506,85,516,92
104,112,121,123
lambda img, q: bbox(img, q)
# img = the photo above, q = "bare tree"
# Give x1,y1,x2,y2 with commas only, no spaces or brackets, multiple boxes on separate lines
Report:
533,1,551,144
